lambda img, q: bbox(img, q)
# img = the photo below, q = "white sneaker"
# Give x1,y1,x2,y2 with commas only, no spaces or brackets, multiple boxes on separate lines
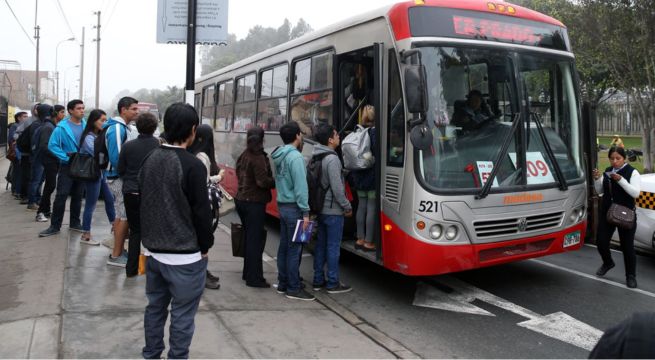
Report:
80,236,100,246
35,213,48,222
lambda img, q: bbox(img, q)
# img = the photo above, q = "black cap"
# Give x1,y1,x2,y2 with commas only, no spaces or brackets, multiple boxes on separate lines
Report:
37,104,53,120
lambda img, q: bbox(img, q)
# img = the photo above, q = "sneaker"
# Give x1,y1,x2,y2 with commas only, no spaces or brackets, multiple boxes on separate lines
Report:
276,285,287,294
285,289,316,301
26,203,39,211
39,227,60,237
35,213,48,222
69,224,85,233
19,198,29,204
626,275,638,289
107,253,128,267
326,283,353,294
596,262,615,277
80,236,100,246
312,282,326,291
205,276,221,290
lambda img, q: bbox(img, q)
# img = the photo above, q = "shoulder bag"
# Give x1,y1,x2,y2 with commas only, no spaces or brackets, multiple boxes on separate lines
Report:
606,177,635,229
69,135,100,181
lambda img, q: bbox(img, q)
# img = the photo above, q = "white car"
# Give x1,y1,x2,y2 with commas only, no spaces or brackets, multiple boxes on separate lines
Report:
634,174,655,252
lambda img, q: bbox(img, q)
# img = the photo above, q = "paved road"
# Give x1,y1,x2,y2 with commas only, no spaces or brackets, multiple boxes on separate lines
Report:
222,211,655,359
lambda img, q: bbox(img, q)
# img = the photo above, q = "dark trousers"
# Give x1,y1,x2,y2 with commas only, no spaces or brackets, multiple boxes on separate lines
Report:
143,256,206,359
50,165,84,230
38,162,59,215
124,193,141,276
597,212,637,277
19,155,31,198
10,159,20,194
236,200,267,285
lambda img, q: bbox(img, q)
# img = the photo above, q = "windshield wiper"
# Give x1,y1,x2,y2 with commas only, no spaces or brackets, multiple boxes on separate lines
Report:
476,113,521,199
530,112,568,191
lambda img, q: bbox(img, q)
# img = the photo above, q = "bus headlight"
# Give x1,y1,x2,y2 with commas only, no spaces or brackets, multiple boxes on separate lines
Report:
445,225,458,240
429,224,443,239
569,206,586,224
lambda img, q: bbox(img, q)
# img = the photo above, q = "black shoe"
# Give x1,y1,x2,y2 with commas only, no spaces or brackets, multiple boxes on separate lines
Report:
39,226,60,237
207,270,220,282
276,286,287,294
596,262,615,276
326,284,353,294
205,277,220,290
69,223,84,233
19,198,29,204
312,282,326,291
285,289,315,301
246,281,271,288
626,275,637,289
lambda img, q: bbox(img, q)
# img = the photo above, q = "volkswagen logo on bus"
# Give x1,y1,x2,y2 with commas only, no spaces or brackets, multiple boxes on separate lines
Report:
517,217,528,232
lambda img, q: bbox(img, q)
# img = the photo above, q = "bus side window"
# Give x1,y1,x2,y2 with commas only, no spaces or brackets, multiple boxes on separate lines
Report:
387,51,405,167
290,52,334,138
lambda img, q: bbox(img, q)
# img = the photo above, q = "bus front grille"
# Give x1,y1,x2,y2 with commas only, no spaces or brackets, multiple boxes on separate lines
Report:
473,211,564,238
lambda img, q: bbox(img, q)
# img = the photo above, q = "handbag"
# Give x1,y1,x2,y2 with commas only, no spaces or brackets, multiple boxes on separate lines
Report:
605,176,635,229
68,152,100,181
230,222,267,257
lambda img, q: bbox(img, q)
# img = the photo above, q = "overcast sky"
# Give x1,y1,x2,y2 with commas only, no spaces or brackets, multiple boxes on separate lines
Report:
0,0,397,108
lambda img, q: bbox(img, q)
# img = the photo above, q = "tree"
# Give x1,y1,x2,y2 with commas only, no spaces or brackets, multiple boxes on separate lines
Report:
199,19,313,75
109,86,184,117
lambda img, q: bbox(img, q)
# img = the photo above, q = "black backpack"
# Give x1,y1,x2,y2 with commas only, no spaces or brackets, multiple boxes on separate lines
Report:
94,122,126,170
16,126,32,153
306,152,330,214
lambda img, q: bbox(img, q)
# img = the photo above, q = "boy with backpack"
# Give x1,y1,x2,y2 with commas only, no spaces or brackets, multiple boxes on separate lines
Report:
103,96,139,267
26,104,54,211
309,123,353,294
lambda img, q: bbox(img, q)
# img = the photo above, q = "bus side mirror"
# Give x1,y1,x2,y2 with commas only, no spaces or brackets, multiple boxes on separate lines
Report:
404,65,428,115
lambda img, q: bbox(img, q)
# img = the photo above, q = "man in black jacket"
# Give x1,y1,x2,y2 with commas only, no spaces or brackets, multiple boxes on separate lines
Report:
34,105,60,221
139,103,213,360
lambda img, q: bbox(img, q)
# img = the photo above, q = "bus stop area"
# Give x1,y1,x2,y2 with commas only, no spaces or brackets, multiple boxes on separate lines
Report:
0,157,404,359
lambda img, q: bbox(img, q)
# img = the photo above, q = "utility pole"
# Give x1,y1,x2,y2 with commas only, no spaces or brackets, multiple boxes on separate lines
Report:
34,0,39,102
93,11,101,108
185,0,197,105
79,27,85,100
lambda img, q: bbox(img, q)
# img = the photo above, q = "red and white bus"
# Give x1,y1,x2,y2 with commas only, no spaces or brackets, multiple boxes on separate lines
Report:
196,0,592,276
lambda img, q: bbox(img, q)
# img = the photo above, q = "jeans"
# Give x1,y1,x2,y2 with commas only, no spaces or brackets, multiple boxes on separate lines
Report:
50,165,84,230
82,175,115,232
356,190,376,243
124,193,141,276
313,214,344,289
236,200,267,285
38,161,59,215
28,157,44,205
277,204,303,293
143,256,207,359
19,155,31,198
10,159,21,194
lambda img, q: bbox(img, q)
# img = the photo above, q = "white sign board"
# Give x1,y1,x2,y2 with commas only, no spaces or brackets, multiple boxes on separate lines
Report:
508,152,555,184
476,161,499,188
157,0,229,45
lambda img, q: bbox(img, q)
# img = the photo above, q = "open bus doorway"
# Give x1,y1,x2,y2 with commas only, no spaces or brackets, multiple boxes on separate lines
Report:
336,45,383,263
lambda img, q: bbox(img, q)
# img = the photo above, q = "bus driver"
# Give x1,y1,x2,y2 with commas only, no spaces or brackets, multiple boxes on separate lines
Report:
452,90,494,131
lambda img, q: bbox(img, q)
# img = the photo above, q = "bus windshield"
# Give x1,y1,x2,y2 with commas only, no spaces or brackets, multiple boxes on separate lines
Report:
417,46,583,192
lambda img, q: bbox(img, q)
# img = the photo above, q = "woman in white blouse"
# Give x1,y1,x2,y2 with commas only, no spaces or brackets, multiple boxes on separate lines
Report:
592,146,641,288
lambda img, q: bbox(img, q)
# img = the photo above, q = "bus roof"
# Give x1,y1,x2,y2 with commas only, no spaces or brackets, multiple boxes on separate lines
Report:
197,0,565,83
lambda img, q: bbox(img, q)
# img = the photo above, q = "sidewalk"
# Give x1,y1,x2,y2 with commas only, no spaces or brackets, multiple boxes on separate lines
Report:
0,157,396,359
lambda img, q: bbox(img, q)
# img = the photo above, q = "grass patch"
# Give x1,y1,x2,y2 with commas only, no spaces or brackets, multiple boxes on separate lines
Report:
597,135,645,173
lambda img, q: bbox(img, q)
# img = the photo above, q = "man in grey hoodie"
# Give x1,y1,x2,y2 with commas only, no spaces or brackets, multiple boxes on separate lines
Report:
311,123,353,294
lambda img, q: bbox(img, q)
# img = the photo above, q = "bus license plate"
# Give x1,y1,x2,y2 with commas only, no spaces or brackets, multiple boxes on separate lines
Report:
563,231,581,248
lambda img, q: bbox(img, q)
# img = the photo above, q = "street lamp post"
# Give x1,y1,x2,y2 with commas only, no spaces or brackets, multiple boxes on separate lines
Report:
63,65,80,104
55,37,75,103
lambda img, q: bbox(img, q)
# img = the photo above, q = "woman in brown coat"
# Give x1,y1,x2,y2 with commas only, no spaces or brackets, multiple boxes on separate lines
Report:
236,126,275,287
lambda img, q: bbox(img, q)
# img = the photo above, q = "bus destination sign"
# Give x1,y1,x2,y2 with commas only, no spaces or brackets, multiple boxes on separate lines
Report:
453,15,544,45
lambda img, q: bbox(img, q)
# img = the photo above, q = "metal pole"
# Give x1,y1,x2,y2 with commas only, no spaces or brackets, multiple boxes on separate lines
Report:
185,0,197,105
34,25,40,102
79,27,84,100
94,11,101,108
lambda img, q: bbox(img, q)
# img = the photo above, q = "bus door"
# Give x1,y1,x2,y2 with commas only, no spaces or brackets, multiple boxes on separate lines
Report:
335,44,383,261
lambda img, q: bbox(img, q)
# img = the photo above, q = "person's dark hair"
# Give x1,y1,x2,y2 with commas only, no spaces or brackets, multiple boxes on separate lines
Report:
188,123,218,175
67,99,84,112
163,102,199,145
467,89,483,99
54,105,65,114
14,111,27,122
136,112,158,135
246,126,265,152
117,96,138,115
608,146,627,160
279,122,301,145
37,104,53,121
314,123,336,146
81,109,107,146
